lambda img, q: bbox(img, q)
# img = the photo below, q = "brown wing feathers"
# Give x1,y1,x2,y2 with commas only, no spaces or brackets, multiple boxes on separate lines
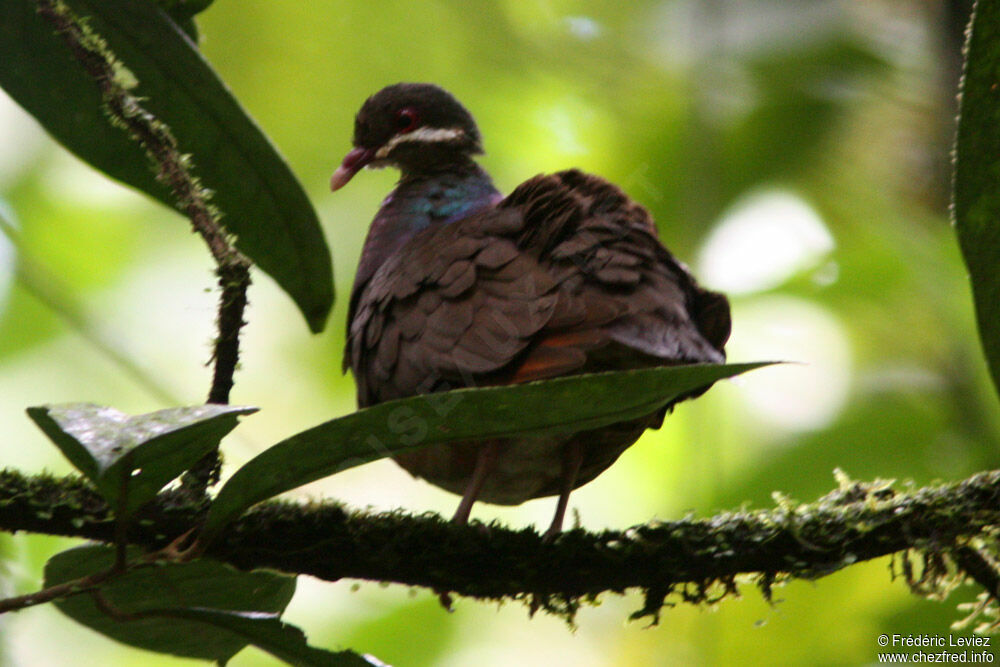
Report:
347,169,728,406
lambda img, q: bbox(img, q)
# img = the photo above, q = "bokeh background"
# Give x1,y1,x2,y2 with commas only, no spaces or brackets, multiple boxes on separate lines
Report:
2,0,998,665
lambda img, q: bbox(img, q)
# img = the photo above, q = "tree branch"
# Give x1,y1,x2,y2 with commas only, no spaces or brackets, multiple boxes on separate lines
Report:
35,0,253,491
2,467,999,620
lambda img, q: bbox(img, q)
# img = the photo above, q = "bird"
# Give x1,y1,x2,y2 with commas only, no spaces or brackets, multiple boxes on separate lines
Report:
332,83,730,538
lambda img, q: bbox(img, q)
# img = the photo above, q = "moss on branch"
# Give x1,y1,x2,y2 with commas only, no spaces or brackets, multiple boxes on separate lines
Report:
2,467,999,621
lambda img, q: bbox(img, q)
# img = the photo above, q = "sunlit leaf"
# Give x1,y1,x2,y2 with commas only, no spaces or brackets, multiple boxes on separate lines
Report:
0,0,333,332
27,403,255,516
954,0,1000,401
44,545,296,664
200,362,771,542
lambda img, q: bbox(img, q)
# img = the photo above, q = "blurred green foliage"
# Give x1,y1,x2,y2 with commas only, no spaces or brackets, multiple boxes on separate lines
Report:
0,0,334,332
0,1,996,665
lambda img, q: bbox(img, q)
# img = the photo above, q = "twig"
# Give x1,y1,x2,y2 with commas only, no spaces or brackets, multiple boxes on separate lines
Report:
0,538,174,616
35,0,253,491
207,262,251,406
186,259,252,489
0,566,117,615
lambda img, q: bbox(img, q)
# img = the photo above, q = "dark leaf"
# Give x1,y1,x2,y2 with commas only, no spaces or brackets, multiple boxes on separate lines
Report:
954,0,1000,400
44,545,296,664
155,608,383,666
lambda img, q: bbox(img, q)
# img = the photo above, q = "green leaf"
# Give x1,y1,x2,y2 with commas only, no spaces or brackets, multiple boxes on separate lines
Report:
954,0,1000,401
27,403,256,516
44,545,297,664
200,362,770,542
155,609,380,666
0,0,333,332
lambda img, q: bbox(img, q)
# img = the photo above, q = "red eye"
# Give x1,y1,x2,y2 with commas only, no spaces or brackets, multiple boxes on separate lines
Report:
395,107,419,133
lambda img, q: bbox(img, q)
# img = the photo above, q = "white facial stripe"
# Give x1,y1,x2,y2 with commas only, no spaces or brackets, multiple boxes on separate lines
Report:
374,127,466,159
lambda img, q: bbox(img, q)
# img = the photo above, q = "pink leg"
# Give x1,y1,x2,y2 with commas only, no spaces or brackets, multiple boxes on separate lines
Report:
544,441,583,540
452,442,500,525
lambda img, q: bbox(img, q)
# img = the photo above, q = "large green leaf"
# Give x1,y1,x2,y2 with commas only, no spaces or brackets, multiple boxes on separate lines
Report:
0,0,333,332
200,362,770,542
954,0,1000,400
27,403,255,516
44,545,298,664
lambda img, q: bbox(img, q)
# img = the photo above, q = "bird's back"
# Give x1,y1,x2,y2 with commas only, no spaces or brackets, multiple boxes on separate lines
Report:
347,169,729,408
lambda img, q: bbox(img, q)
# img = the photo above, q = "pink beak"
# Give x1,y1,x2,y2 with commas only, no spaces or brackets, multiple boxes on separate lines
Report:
330,147,376,191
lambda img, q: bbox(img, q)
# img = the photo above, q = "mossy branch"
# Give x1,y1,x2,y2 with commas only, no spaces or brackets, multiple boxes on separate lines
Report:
2,467,999,622
35,0,252,491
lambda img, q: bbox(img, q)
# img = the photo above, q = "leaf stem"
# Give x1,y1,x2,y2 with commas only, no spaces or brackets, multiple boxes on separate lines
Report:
0,567,117,615
0,533,195,615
